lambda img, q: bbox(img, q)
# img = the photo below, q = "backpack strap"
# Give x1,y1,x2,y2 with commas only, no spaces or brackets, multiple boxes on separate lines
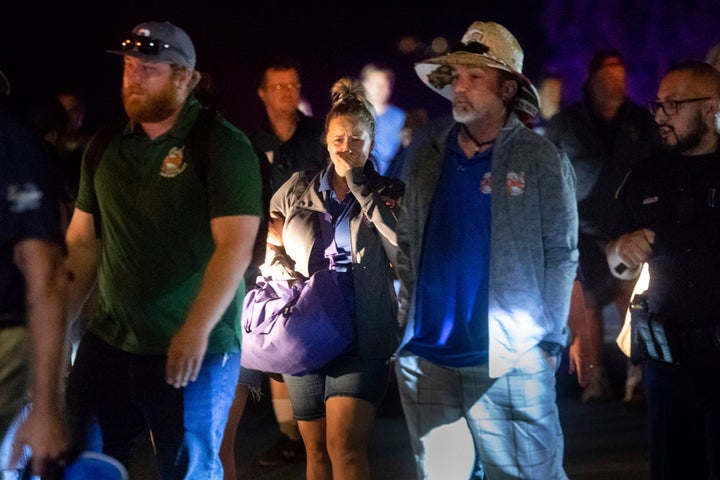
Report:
83,117,126,237
184,106,221,185
83,106,221,237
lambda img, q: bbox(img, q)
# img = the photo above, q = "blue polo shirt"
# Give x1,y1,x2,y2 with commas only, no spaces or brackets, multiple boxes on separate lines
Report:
318,166,358,313
406,124,491,366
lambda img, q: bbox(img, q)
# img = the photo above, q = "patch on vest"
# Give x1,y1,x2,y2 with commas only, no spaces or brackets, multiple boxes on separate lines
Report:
160,146,187,178
506,171,526,196
480,171,492,194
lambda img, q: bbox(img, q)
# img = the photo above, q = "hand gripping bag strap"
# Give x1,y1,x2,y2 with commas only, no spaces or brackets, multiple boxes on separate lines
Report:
240,197,355,375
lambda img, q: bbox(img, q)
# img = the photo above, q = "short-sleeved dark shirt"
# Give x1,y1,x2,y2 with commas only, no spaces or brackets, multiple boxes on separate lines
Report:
0,103,64,326
248,111,325,194
75,97,263,354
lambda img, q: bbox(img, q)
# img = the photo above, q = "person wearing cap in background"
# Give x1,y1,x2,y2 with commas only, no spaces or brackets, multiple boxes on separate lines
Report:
0,67,71,477
63,21,262,478
545,50,660,406
394,21,578,479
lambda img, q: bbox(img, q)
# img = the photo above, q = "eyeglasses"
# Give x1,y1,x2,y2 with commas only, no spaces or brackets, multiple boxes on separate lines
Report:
264,83,301,92
648,97,711,116
119,33,181,56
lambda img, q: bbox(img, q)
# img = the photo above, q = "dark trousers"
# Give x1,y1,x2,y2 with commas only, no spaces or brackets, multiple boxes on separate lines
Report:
644,356,720,480
67,333,240,479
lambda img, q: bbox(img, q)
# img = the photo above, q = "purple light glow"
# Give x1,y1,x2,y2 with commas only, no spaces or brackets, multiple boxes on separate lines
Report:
539,0,720,106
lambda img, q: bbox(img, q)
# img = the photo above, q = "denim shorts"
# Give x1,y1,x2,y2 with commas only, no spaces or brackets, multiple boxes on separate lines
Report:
236,366,266,402
282,352,391,420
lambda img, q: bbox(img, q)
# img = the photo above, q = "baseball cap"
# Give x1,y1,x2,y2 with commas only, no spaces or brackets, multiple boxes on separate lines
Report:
107,21,196,69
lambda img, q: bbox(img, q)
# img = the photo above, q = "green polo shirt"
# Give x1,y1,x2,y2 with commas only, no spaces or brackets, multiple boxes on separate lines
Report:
76,97,262,355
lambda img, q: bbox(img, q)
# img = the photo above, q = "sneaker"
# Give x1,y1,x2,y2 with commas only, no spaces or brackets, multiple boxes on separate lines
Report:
64,451,129,480
256,434,306,467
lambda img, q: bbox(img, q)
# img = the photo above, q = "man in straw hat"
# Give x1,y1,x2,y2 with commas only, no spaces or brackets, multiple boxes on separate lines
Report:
394,21,577,479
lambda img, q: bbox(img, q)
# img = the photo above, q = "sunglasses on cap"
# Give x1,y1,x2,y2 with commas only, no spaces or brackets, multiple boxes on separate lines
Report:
119,33,182,56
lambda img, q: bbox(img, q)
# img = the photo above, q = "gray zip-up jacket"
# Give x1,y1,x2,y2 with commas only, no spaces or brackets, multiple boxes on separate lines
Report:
396,114,579,377
268,165,400,360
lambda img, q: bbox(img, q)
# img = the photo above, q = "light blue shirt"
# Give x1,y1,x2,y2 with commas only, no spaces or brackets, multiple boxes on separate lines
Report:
371,105,406,175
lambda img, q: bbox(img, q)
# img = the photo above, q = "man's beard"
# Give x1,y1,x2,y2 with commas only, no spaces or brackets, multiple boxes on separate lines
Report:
662,112,708,153
122,83,182,123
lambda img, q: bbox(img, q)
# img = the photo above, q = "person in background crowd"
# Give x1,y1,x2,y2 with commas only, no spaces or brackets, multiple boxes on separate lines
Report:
532,71,564,135
20,93,76,233
63,21,262,478
606,60,720,480
250,56,326,193
388,107,429,181
0,67,71,478
220,56,326,477
264,76,402,480
56,91,93,202
530,71,597,392
395,21,578,479
545,50,660,405
360,62,407,176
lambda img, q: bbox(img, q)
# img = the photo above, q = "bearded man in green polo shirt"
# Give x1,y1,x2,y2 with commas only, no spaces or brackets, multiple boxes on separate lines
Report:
64,21,262,479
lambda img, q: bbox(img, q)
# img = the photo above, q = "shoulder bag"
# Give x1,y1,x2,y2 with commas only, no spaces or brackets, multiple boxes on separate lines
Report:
240,211,356,376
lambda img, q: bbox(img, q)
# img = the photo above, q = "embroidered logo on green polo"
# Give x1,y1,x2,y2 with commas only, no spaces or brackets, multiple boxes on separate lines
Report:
160,146,187,178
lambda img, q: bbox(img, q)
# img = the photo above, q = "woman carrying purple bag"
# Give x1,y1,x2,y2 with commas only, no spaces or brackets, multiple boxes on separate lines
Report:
258,76,402,480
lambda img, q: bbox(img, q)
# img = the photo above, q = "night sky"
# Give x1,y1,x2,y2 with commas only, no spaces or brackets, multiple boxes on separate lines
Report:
1,0,719,131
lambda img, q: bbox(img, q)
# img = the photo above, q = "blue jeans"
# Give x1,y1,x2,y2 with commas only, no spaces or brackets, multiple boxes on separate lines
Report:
395,346,567,480
67,333,240,480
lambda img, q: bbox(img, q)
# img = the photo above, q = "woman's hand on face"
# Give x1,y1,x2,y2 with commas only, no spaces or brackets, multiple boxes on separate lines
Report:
326,115,372,174
333,148,365,176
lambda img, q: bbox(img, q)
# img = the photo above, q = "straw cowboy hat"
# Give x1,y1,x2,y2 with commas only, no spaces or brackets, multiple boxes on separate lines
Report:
415,21,540,122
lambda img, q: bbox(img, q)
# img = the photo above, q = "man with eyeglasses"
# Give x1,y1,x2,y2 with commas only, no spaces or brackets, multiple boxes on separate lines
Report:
250,56,325,193
606,60,720,479
63,21,263,478
219,56,326,476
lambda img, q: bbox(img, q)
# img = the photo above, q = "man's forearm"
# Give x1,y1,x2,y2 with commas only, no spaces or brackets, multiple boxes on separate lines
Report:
17,240,68,411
